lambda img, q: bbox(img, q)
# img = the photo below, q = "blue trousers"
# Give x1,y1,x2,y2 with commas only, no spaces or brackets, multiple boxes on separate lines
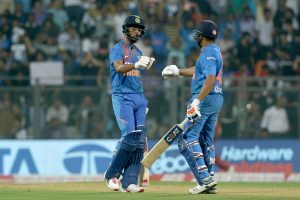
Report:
183,93,223,179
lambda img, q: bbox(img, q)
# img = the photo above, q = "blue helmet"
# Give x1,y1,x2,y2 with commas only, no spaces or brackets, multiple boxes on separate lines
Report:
122,15,145,32
193,20,218,41
122,15,145,42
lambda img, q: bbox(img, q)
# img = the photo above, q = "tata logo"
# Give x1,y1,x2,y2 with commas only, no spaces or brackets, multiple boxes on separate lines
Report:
0,148,38,174
63,144,112,175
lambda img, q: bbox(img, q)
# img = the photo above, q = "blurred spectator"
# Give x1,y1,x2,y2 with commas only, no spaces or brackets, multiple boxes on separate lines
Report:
72,95,99,138
79,52,102,86
236,32,255,67
239,7,256,38
273,0,294,34
136,36,153,57
0,58,8,86
64,0,84,29
255,8,274,51
32,0,47,26
48,0,69,31
0,94,21,138
218,12,240,41
167,35,185,67
0,0,15,14
180,20,198,56
7,60,29,86
260,96,290,138
24,13,39,40
150,25,169,73
58,50,80,85
14,2,27,24
245,100,262,137
0,32,10,50
217,28,234,61
293,56,300,75
15,0,32,14
112,2,128,40
57,24,81,54
41,15,60,37
45,97,69,139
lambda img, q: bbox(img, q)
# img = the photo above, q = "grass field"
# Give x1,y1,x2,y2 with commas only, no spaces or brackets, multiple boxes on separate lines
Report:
0,181,300,200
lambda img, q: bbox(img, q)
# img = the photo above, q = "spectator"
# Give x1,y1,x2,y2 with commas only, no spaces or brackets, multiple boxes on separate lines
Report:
166,35,185,67
57,24,81,54
217,28,234,61
239,7,256,38
180,20,198,56
150,25,169,73
45,97,69,139
0,95,21,138
64,0,84,29
79,52,102,86
73,95,99,138
255,8,274,51
32,0,47,26
260,96,290,138
47,0,69,31
0,0,14,15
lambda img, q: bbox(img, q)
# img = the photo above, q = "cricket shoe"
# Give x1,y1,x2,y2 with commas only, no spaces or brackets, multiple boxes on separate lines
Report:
201,185,218,194
105,177,120,191
188,176,217,194
120,184,145,193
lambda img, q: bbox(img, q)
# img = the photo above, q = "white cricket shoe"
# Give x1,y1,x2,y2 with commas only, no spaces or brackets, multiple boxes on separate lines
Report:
201,185,218,194
105,177,120,191
120,184,144,193
188,177,217,194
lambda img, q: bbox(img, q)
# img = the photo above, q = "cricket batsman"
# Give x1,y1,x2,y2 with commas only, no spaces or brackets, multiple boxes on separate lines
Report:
162,20,223,194
104,15,154,193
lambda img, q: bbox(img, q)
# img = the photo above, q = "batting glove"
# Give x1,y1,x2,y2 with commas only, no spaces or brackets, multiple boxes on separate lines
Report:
187,99,201,122
135,56,152,69
161,65,179,78
146,58,155,70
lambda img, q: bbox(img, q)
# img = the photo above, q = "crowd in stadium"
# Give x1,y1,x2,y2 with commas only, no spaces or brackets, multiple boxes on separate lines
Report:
0,0,299,139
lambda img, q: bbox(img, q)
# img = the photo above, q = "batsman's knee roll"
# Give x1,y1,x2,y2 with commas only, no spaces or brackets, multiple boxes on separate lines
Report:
120,130,142,152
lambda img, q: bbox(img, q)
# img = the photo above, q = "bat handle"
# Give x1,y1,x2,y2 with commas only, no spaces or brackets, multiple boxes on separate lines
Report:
178,118,189,129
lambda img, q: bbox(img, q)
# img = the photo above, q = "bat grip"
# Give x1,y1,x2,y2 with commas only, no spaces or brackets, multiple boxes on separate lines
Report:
178,118,189,129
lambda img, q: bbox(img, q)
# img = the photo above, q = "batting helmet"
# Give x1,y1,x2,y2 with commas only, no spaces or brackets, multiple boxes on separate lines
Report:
122,15,145,31
193,20,218,41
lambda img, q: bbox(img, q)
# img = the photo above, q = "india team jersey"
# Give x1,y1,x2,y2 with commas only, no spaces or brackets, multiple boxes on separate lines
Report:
109,40,143,94
191,44,223,95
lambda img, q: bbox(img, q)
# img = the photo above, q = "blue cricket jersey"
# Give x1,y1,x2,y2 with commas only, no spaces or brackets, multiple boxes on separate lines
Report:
191,44,223,95
109,40,144,94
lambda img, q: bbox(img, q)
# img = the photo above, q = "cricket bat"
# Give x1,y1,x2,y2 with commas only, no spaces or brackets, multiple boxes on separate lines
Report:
141,118,189,168
139,137,150,187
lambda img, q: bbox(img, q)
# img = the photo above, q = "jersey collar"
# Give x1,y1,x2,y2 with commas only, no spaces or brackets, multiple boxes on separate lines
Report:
121,40,135,50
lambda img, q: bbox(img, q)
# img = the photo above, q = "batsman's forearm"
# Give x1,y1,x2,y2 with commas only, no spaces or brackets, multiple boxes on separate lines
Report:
196,76,215,101
115,64,135,73
113,60,136,73
179,66,195,77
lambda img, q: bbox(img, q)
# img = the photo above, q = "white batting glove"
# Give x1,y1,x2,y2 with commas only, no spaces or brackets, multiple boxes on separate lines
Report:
161,65,179,78
146,58,155,70
187,99,201,122
135,56,151,69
